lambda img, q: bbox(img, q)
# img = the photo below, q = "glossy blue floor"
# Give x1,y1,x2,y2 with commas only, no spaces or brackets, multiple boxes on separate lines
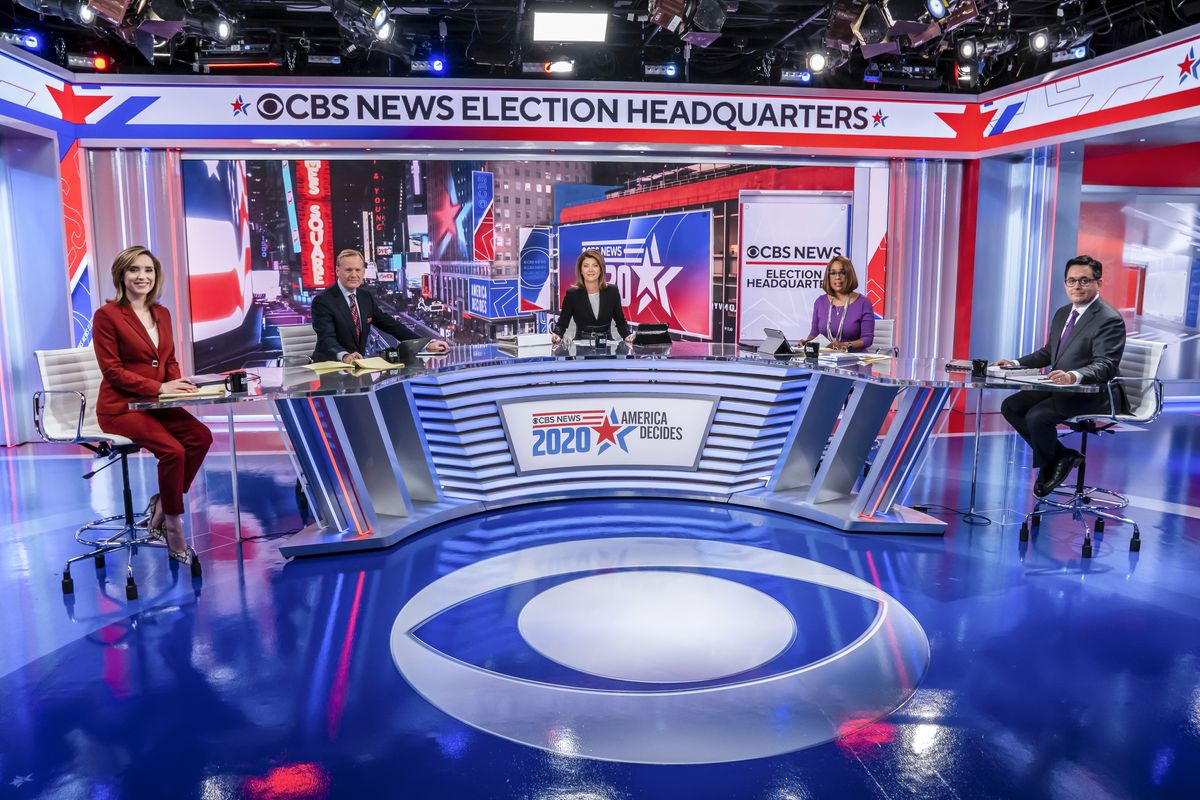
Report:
2,411,1199,798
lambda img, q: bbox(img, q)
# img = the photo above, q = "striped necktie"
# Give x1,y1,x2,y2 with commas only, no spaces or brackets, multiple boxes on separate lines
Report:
348,292,361,338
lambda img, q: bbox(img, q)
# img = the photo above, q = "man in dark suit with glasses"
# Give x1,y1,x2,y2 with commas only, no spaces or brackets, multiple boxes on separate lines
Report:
997,255,1128,497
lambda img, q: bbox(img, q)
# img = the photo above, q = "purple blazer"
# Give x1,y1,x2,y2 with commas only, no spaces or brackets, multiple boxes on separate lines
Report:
806,294,876,350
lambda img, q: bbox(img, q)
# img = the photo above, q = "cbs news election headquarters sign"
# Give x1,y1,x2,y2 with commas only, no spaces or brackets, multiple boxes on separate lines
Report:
500,395,716,473
737,193,851,342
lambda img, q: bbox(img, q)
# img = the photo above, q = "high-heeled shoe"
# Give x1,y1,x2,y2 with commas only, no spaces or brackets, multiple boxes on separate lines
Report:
168,547,194,566
144,494,166,543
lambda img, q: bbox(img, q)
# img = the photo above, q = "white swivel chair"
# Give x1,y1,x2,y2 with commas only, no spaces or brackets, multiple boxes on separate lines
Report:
1021,338,1167,558
34,346,201,597
868,319,897,355
278,324,319,363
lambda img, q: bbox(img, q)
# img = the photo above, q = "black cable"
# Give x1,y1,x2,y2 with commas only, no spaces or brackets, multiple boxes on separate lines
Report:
910,503,993,526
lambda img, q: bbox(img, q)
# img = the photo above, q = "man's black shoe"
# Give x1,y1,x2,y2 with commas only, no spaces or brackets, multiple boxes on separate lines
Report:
1040,451,1083,497
1033,466,1054,498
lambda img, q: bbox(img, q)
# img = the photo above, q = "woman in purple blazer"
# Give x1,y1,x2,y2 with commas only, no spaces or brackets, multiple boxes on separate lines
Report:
798,256,876,352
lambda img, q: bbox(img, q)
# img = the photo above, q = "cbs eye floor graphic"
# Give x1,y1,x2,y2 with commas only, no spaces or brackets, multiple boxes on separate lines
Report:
1,410,1199,799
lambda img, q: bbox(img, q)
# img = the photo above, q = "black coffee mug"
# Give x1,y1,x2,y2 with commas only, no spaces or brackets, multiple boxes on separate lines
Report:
225,371,248,393
384,347,401,363
971,359,989,379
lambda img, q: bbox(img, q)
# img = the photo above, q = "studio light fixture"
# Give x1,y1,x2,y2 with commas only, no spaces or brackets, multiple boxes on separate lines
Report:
15,0,97,26
375,19,394,41
925,0,947,20
523,56,575,74
959,32,1016,60
532,10,609,43
938,0,977,34
779,67,813,85
643,62,680,79
0,30,41,50
807,50,828,73
1030,23,1091,55
65,51,109,70
411,57,447,74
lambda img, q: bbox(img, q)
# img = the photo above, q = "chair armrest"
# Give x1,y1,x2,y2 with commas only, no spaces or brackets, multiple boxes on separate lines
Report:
32,389,87,443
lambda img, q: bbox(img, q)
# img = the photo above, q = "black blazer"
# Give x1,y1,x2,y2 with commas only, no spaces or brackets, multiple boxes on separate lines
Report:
1017,297,1128,412
311,285,417,361
553,285,630,339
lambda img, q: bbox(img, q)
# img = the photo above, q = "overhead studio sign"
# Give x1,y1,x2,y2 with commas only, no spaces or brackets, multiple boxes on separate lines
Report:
241,89,878,133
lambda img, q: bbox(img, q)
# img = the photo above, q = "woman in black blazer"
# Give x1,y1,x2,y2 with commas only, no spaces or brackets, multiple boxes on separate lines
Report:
551,249,635,345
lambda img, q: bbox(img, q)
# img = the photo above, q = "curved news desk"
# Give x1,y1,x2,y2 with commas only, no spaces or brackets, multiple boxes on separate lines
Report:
136,343,1091,557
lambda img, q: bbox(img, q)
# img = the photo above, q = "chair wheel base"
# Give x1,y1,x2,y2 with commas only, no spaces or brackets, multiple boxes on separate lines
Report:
125,576,138,600
1082,541,1093,559
62,573,74,595
1019,522,1029,542
1094,518,1105,533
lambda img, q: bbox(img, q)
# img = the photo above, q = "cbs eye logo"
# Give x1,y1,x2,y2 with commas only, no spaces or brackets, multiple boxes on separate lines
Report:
254,93,284,120
390,536,928,764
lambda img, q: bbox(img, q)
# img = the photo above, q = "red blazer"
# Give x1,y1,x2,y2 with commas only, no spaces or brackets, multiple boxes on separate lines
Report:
93,302,181,417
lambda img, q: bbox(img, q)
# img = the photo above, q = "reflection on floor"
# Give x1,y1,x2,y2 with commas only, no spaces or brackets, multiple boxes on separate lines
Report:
1,412,1198,798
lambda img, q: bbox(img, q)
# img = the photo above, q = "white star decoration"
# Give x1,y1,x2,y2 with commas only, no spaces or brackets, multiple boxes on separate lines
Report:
9,775,32,788
631,236,683,316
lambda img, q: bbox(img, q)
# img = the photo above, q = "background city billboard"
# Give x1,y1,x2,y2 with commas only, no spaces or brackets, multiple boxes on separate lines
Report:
557,211,713,338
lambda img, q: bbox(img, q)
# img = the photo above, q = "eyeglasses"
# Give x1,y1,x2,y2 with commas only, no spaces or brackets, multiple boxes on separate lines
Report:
827,271,847,277
1064,277,1096,287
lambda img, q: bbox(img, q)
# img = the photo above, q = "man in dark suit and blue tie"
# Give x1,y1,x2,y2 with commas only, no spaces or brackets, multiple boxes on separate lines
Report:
311,248,449,363
998,255,1127,497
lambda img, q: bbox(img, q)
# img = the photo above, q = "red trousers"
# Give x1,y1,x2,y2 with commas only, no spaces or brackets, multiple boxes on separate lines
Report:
98,408,213,515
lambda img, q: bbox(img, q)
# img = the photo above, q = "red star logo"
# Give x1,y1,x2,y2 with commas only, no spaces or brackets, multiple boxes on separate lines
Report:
46,83,111,124
872,111,885,125
231,98,246,114
1179,51,1196,80
591,416,621,446
934,104,997,147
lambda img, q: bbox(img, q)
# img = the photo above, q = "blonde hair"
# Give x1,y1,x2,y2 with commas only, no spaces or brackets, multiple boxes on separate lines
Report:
336,248,366,267
574,249,608,290
110,246,163,305
821,255,859,296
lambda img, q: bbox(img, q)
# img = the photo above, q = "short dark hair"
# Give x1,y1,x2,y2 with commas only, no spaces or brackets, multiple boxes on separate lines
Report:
1065,255,1102,280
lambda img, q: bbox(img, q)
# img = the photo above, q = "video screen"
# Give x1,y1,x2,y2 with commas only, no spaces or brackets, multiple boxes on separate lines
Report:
181,158,886,372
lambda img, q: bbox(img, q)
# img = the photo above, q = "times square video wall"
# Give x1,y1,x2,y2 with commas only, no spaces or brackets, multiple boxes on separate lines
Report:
181,157,886,373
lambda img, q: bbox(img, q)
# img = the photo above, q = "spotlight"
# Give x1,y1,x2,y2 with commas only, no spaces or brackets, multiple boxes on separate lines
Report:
544,56,574,74
0,30,41,50
65,52,109,70
1029,23,1091,55
960,33,1016,60
807,51,828,73
411,57,447,74
925,0,947,20
643,62,680,79
954,61,977,89
375,19,394,41
214,18,233,43
371,5,390,31
779,68,813,85
14,0,96,26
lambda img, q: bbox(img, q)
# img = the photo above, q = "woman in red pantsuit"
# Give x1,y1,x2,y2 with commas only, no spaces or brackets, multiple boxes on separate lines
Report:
93,246,213,564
